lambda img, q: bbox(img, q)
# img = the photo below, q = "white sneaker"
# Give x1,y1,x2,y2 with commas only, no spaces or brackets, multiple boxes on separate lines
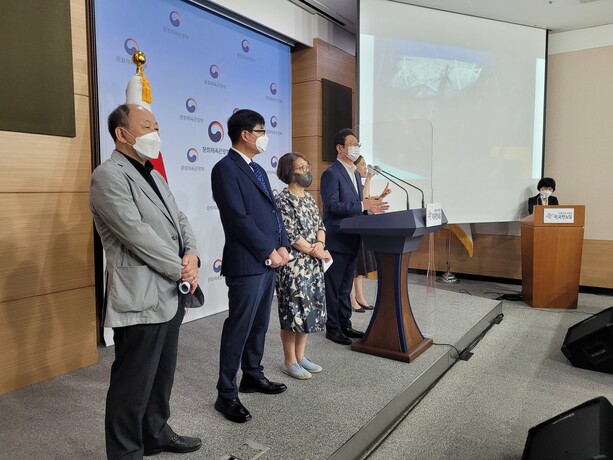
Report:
298,357,322,373
281,363,312,380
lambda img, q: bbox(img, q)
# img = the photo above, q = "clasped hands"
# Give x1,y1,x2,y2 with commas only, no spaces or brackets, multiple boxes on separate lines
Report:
309,241,331,261
180,254,199,294
266,246,291,268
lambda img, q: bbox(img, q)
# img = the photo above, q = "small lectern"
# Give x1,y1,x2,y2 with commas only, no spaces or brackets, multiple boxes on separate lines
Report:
520,205,585,309
341,209,447,362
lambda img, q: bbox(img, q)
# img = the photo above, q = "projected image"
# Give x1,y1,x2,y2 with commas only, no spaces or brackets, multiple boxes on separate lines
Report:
386,41,486,99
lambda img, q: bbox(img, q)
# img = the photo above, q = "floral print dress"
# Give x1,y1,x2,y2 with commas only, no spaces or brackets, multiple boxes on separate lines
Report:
275,189,327,333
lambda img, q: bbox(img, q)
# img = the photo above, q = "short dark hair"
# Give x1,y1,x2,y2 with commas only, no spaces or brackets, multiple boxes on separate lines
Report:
353,155,364,166
108,104,131,142
537,177,556,191
333,128,355,150
277,152,307,185
227,109,265,144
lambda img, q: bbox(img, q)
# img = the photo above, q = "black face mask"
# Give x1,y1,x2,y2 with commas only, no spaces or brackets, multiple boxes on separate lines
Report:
294,172,313,188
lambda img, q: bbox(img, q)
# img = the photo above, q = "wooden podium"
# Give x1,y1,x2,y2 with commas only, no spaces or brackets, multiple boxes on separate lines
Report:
340,209,447,362
520,205,585,309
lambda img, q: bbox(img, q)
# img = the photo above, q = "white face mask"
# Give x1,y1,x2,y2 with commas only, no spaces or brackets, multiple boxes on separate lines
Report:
540,190,552,199
347,146,360,162
124,129,161,160
255,134,269,153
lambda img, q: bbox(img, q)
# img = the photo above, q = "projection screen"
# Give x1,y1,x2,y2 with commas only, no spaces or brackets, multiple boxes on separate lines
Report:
359,0,547,223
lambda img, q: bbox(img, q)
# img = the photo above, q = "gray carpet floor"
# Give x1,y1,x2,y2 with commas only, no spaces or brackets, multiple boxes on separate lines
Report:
367,276,613,460
1,274,612,460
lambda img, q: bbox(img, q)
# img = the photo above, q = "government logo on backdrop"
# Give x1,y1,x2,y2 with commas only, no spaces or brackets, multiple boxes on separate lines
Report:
208,122,224,143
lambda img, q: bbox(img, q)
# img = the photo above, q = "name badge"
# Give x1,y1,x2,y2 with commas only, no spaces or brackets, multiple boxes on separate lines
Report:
426,202,442,227
544,208,574,224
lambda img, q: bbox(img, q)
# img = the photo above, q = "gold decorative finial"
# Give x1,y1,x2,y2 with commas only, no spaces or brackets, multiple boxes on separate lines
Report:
132,50,147,74
130,50,151,104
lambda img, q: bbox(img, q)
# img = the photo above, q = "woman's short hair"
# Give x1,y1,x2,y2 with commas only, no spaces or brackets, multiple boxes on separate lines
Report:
537,177,556,191
277,152,307,185
353,155,364,166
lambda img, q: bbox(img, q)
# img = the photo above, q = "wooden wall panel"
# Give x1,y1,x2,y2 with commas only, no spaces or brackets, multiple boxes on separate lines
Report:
0,193,94,303
1,0,97,394
314,39,355,89
0,94,92,193
0,288,97,394
292,81,321,138
409,232,613,289
292,45,319,84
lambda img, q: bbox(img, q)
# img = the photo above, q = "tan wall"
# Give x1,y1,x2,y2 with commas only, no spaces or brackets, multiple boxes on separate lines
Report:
0,0,97,394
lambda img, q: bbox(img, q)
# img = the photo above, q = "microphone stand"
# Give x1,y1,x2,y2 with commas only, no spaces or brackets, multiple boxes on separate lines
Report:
375,167,410,210
437,229,459,284
378,168,425,208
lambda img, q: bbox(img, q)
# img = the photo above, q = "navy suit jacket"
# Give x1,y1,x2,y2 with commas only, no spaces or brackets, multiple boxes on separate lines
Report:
320,160,365,255
211,149,290,277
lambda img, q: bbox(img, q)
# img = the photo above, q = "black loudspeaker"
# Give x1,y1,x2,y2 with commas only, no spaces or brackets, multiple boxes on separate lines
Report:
522,397,613,460
321,79,352,162
561,306,613,374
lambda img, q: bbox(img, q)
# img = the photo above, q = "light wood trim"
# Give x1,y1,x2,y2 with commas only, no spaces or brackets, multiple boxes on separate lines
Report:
0,193,94,303
71,0,89,97
292,81,321,138
409,231,613,289
0,94,92,193
0,287,98,395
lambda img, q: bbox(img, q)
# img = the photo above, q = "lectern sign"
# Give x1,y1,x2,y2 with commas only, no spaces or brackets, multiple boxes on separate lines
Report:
426,203,443,227
544,208,574,224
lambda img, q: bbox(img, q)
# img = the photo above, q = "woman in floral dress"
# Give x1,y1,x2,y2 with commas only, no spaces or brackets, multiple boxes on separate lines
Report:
275,152,330,380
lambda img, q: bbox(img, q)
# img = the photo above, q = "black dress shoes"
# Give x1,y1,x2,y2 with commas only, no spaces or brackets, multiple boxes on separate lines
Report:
239,376,287,394
342,327,364,338
215,396,252,423
358,302,374,310
144,434,202,456
325,330,352,345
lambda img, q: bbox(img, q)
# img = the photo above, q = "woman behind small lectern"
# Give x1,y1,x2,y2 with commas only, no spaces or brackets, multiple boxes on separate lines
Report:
528,177,559,215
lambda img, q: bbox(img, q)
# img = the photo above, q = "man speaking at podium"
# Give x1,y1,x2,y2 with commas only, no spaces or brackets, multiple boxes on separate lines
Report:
320,129,388,345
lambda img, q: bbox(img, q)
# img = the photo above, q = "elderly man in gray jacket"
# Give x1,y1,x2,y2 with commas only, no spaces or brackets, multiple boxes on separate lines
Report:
90,103,204,460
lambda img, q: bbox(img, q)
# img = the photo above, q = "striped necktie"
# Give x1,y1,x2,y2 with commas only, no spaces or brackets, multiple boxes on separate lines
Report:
250,161,283,236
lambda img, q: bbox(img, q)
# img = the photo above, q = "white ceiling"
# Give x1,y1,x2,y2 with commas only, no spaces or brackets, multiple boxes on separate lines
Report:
309,0,613,34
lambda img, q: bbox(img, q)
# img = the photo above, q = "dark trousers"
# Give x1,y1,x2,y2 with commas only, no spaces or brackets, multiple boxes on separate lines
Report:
324,250,358,333
217,270,275,399
105,302,185,460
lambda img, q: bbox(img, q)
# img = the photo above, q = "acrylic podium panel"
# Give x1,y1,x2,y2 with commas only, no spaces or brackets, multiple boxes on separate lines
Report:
520,205,585,309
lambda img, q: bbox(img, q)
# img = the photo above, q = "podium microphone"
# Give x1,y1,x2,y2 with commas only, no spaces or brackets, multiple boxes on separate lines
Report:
374,165,425,208
373,165,410,210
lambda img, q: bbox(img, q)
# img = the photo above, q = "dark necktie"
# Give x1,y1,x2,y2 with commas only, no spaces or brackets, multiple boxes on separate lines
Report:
250,161,283,236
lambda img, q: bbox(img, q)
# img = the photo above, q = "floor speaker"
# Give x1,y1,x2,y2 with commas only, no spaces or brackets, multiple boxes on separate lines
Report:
561,306,613,374
522,396,613,460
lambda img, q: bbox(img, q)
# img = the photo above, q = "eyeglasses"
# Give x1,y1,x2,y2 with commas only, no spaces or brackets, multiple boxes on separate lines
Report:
251,129,266,135
294,164,312,173
345,143,361,148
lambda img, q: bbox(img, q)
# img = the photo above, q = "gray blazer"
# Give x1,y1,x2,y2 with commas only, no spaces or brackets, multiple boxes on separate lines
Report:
90,150,204,327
